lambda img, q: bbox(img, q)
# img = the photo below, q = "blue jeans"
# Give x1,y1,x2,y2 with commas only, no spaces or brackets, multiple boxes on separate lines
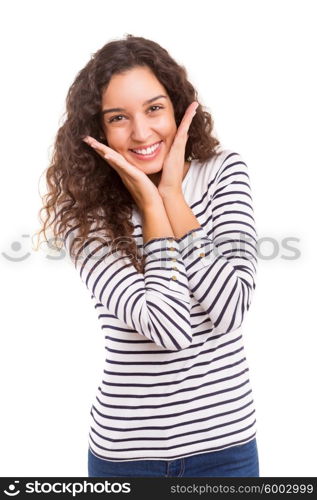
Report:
88,439,260,477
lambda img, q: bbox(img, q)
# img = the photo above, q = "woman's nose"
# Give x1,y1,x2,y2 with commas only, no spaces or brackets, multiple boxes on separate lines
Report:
130,114,152,142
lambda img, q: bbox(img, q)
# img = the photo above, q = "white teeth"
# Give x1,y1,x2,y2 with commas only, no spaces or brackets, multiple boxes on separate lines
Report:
132,142,161,155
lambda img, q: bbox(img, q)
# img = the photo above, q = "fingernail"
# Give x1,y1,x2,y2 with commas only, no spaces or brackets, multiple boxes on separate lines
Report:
83,137,98,148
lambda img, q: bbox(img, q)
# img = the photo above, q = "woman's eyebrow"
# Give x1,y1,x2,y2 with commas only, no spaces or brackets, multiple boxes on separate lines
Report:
101,95,167,115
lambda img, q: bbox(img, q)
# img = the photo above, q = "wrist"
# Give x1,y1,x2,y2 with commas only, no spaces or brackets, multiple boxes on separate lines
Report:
141,198,165,217
159,189,184,201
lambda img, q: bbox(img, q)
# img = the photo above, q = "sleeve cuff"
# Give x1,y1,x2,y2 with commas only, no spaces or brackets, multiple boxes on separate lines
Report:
143,237,188,291
176,226,216,273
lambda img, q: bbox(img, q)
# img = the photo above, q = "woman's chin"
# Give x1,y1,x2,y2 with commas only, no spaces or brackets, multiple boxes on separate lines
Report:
131,160,163,174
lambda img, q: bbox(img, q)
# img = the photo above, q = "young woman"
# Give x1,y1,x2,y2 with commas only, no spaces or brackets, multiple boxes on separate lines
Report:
37,34,259,477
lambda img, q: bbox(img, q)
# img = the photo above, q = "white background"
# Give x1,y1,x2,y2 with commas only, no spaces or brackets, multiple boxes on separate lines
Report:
1,0,316,477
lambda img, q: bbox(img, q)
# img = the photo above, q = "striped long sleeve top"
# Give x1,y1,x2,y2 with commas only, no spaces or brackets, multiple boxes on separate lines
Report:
63,149,258,462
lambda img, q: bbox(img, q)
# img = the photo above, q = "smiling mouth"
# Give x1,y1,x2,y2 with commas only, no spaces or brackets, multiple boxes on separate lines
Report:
129,140,163,159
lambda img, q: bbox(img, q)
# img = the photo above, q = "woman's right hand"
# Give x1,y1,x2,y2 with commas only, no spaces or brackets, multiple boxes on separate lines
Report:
82,136,162,213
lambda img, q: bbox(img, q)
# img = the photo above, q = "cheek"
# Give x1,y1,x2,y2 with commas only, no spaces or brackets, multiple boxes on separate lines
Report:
105,129,127,150
158,116,177,139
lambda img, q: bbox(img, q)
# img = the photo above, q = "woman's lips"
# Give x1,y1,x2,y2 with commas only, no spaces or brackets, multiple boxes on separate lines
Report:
129,141,163,161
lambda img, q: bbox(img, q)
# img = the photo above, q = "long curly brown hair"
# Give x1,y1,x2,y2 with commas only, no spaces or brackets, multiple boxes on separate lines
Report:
34,34,222,273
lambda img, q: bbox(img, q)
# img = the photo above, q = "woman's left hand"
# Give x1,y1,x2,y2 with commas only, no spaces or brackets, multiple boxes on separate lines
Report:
158,101,198,198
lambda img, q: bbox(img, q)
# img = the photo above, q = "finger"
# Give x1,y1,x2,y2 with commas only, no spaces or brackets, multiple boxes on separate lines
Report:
82,136,136,175
174,102,198,144
179,101,198,133
82,136,112,157
82,136,120,164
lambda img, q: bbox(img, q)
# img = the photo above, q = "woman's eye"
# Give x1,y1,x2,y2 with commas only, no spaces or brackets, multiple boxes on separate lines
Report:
108,105,163,123
149,105,163,112
108,115,124,123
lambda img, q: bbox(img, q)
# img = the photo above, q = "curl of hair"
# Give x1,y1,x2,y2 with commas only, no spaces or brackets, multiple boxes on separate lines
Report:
34,34,222,274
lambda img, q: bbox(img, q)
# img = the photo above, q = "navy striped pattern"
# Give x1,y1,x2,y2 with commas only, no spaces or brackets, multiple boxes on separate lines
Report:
63,150,258,461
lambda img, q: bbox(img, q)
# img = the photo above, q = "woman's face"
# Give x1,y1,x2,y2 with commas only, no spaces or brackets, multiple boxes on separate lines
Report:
100,66,178,179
